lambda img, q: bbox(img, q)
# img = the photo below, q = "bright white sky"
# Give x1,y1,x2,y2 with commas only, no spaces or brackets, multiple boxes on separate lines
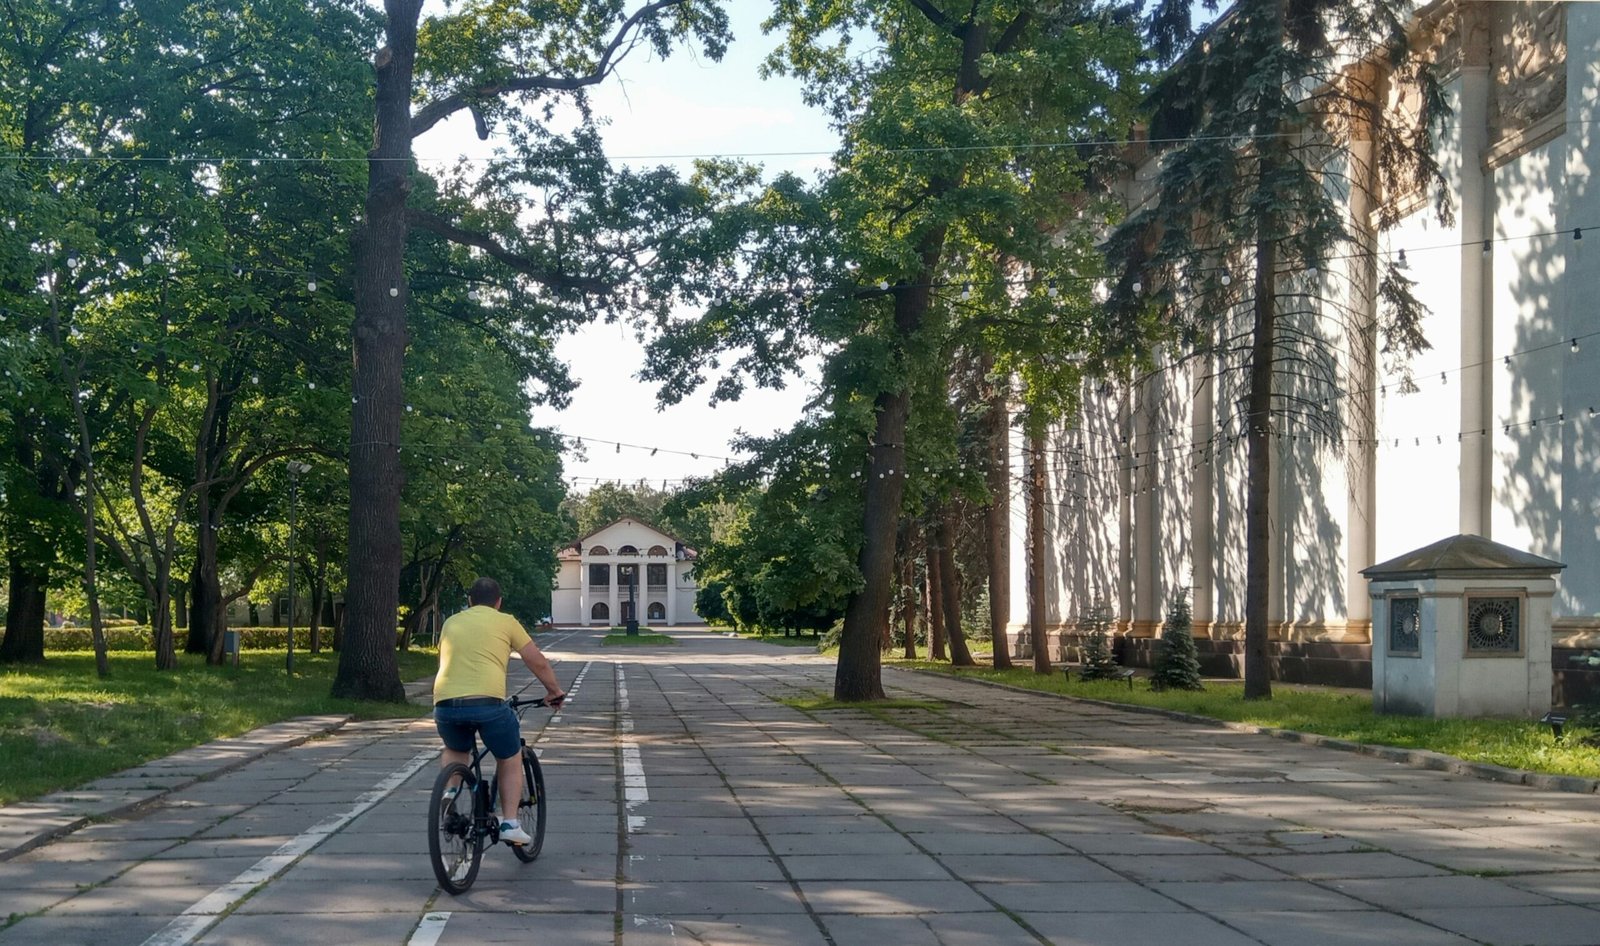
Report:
414,3,835,490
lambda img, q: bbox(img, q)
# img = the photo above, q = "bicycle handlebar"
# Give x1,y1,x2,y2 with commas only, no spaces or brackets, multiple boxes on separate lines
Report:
509,694,566,710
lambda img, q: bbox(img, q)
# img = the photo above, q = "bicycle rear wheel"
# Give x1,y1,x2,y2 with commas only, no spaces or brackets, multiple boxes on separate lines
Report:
511,747,546,862
428,763,484,894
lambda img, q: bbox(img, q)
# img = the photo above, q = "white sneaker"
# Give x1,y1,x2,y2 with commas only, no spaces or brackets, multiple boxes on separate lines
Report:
499,820,532,845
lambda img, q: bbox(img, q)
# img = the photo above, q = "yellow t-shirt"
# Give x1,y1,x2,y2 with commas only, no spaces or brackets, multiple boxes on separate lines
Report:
433,606,533,703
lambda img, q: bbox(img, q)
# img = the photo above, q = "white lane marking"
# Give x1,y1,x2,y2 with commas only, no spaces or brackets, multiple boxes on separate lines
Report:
407,912,452,946
140,748,437,946
617,666,647,832
536,661,590,743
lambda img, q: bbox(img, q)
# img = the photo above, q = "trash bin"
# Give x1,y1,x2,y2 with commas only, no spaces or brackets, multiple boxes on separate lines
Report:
223,629,241,667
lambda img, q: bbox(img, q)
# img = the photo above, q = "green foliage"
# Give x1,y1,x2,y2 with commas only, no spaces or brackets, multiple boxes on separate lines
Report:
1150,589,1204,692
0,648,436,804
1076,601,1121,681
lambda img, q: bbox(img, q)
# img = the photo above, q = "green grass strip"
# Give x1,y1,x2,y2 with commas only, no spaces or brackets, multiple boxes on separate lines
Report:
892,660,1600,780
0,649,438,804
600,633,678,646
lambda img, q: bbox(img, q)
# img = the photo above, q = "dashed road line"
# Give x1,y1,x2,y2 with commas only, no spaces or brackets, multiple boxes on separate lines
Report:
617,666,648,832
405,911,451,946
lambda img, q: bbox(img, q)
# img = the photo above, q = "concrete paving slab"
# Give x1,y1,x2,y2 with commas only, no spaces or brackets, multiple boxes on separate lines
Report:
822,912,1037,946
1152,879,1372,912
1331,873,1562,910
974,881,1183,914
435,911,616,945
201,910,421,946
795,879,993,914
939,855,1126,884
623,913,830,946
1408,904,1600,945
1499,871,1600,904
1020,910,1262,945
625,881,807,915
626,855,787,883
0,913,172,945
1092,853,1291,883
1214,910,1477,945
441,879,618,914
1248,850,1453,879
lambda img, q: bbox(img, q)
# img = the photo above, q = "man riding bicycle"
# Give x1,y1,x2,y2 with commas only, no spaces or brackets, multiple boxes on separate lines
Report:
433,577,565,845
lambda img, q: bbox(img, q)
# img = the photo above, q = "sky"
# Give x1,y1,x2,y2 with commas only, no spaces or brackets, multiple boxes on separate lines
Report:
415,3,838,491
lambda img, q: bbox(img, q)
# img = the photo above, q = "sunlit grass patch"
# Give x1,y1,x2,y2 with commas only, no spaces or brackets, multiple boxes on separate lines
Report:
600,633,677,646
0,648,438,804
890,660,1600,780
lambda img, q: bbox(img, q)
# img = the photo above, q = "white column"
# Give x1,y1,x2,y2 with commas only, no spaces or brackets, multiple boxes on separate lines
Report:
666,561,678,626
1192,355,1215,628
577,559,588,625
1457,56,1493,537
608,560,619,625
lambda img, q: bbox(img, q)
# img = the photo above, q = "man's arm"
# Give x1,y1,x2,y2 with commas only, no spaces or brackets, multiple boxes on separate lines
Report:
516,640,565,703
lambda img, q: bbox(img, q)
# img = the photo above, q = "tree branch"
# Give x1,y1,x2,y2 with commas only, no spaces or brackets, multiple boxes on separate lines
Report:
407,208,608,295
409,0,691,137
906,0,960,36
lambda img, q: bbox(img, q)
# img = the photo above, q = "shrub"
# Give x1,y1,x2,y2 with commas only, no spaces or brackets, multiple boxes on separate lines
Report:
44,626,153,651
1150,589,1204,691
1077,601,1121,681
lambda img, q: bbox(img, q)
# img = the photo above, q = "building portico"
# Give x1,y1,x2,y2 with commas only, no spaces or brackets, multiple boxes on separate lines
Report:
552,518,702,627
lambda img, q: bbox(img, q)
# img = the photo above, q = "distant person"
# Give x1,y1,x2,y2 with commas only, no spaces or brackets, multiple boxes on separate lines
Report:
432,577,565,845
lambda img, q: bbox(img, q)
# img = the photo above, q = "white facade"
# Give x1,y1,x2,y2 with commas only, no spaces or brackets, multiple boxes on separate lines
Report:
550,519,702,626
1009,2,1599,675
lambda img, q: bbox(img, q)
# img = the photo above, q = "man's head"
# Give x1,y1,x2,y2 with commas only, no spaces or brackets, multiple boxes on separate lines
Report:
468,577,502,609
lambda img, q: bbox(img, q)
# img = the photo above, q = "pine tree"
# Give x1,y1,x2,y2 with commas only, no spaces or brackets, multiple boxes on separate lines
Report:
1151,590,1204,691
1077,601,1121,681
1101,0,1452,700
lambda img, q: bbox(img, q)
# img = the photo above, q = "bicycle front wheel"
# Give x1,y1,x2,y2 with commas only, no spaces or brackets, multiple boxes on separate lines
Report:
428,762,484,894
512,747,546,862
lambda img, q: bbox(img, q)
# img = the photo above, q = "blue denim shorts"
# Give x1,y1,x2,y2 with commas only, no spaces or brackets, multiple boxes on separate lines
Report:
434,701,521,759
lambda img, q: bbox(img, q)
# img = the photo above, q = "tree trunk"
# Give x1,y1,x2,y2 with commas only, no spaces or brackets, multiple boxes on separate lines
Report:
938,511,975,666
1028,425,1050,674
926,538,947,661
332,1,420,703
1243,226,1277,700
175,582,188,630
1,554,48,663
984,358,1012,669
834,389,910,700
309,540,328,655
151,561,176,671
81,469,109,678
900,544,917,660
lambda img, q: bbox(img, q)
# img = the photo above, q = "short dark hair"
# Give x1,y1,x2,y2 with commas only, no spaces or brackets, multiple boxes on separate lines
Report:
468,577,501,606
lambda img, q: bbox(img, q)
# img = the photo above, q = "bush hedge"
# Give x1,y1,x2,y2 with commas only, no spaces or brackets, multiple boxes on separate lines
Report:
43,626,331,651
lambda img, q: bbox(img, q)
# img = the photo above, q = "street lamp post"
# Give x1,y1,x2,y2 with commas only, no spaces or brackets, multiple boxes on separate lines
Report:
286,460,312,674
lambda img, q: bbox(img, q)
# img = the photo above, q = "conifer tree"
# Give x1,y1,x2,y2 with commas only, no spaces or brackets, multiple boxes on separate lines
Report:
1151,589,1204,691
1101,0,1452,699
1077,601,1121,681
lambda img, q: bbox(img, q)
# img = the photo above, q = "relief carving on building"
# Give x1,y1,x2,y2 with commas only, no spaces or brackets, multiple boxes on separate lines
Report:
1490,1,1566,133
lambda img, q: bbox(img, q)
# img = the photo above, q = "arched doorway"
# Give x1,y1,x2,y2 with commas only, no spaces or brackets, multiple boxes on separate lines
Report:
647,602,666,622
590,602,609,622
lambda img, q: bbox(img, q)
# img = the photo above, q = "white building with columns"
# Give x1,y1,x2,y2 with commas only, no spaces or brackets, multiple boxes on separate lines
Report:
1007,0,1599,702
550,519,702,627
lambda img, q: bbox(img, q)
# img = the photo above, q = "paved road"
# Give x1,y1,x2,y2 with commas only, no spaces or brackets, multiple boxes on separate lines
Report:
4,629,1599,946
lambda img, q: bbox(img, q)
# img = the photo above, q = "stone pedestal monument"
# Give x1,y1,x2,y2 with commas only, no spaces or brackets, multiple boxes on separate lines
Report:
1363,535,1563,718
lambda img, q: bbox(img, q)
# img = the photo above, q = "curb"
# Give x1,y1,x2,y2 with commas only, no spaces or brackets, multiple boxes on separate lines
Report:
895,667,1600,796
0,714,352,863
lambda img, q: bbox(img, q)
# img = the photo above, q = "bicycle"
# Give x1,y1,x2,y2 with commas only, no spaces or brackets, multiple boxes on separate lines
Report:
427,694,558,894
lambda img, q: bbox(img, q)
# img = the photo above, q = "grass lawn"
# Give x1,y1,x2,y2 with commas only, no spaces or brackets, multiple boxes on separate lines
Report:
735,630,825,648
601,633,677,646
0,648,438,805
890,661,1600,780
